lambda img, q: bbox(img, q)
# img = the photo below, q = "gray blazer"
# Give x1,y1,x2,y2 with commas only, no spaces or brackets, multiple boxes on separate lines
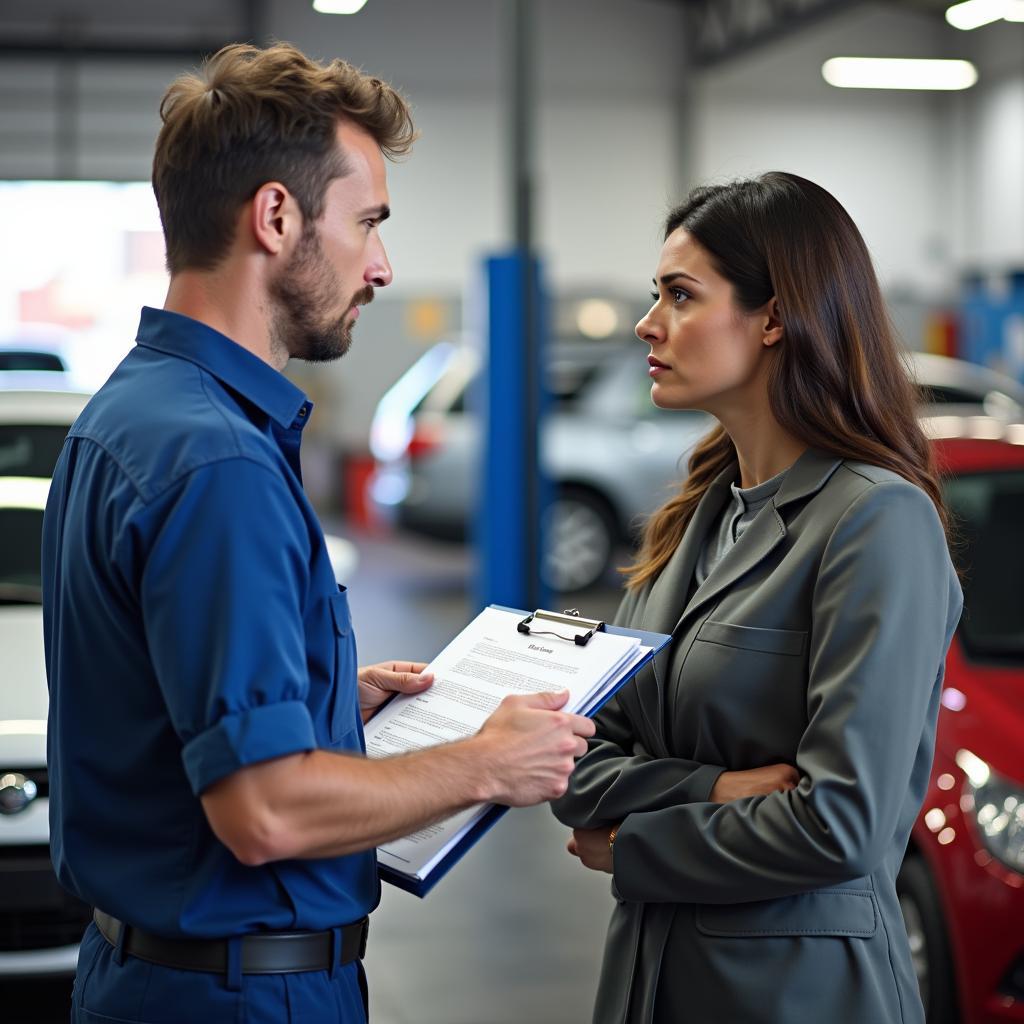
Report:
552,449,962,1024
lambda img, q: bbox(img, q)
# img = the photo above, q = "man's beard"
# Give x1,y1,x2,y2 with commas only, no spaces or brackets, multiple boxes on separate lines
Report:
268,224,373,363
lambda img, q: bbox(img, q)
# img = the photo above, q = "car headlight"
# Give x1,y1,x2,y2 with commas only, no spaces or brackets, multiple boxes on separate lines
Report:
960,753,1024,874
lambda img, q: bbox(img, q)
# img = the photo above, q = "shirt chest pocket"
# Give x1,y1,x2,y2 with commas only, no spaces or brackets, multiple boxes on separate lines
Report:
327,587,360,746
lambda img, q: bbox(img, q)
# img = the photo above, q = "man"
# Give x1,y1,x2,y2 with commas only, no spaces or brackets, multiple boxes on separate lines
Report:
42,43,594,1023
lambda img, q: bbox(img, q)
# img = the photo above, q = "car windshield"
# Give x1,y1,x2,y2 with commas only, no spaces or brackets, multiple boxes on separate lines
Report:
0,423,70,477
944,469,1024,662
0,507,43,603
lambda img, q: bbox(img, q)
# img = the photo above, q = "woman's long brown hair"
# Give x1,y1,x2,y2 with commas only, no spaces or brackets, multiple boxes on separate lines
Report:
625,172,950,591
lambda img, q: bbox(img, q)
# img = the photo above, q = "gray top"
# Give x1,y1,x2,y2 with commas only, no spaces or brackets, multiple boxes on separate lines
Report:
695,467,788,586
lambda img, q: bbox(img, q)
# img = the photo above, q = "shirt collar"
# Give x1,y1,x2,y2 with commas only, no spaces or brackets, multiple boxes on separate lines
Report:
134,306,311,430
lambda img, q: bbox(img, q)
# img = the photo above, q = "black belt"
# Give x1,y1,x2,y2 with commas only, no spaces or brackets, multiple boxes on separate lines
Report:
93,909,368,975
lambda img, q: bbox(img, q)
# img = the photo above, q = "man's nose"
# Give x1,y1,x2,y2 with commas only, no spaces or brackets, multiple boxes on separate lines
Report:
365,243,393,288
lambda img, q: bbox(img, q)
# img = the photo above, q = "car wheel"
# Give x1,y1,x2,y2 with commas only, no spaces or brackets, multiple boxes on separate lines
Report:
896,856,959,1024
542,487,618,593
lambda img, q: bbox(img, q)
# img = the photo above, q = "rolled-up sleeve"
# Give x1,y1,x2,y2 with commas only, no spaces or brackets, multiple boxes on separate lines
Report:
135,458,316,794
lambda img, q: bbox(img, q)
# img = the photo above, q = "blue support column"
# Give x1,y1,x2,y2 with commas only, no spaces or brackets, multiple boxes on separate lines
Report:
475,252,550,611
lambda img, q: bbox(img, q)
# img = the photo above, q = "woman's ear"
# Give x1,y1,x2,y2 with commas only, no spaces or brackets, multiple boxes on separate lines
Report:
762,296,784,348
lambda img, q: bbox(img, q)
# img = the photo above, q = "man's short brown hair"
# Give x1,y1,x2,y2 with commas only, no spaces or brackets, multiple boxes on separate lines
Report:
152,42,415,274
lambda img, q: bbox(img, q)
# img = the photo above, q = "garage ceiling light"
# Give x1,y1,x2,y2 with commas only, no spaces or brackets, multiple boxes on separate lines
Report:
946,0,1024,28
822,57,978,90
313,0,369,13
946,0,1007,29
576,299,619,339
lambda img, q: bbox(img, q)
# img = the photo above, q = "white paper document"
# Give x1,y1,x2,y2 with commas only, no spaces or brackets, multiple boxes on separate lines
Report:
364,606,650,888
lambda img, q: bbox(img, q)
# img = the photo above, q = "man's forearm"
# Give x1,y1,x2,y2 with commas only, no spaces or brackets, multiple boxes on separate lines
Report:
202,739,495,865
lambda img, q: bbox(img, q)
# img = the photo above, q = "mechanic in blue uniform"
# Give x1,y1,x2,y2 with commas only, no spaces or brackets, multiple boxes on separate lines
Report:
41,43,594,1024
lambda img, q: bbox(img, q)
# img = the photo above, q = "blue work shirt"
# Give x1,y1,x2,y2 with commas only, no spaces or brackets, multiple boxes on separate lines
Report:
42,306,378,938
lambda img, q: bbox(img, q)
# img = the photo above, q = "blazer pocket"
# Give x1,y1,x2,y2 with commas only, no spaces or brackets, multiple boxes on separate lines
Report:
695,888,877,938
697,620,806,657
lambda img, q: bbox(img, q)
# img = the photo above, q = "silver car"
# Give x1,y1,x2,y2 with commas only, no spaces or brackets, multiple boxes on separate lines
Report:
369,343,1024,592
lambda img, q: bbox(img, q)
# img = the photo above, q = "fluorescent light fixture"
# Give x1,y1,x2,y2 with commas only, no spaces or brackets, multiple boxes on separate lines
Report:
313,0,369,12
822,57,978,90
1005,0,1024,20
0,720,47,736
946,0,1007,29
0,476,50,509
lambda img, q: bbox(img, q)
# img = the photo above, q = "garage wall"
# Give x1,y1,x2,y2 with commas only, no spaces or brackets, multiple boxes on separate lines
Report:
689,3,956,297
689,2,1024,293
0,0,684,295
948,22,1024,273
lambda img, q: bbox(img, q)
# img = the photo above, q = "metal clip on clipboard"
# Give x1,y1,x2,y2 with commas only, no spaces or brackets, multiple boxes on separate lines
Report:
516,608,606,647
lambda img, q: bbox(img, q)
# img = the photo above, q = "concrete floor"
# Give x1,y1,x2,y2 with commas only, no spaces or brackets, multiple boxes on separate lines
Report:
346,530,624,1024
1,528,627,1024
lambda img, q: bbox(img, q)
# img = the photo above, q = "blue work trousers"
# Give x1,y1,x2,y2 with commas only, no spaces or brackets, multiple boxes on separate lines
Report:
72,923,368,1023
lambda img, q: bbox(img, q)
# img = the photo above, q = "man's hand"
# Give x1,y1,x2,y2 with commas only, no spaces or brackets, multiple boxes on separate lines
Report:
358,661,433,723
710,762,799,802
471,690,596,807
567,826,614,873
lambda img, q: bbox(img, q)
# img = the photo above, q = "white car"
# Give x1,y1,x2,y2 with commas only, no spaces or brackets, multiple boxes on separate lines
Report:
0,387,358,978
0,389,92,977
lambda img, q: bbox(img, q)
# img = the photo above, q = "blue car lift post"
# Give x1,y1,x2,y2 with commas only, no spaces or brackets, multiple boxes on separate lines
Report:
476,0,550,613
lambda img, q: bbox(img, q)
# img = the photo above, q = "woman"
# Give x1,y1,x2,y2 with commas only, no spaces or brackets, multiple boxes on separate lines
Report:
551,172,963,1024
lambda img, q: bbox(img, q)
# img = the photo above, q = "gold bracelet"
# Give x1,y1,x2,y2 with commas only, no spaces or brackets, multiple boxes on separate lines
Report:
608,824,620,851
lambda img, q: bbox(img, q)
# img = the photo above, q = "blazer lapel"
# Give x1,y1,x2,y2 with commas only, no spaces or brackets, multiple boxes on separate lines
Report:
630,448,842,754
640,464,735,719
672,448,844,635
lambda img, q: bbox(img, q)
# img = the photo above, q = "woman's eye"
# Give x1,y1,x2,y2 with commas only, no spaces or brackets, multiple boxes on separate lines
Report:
670,287,689,304
649,290,659,301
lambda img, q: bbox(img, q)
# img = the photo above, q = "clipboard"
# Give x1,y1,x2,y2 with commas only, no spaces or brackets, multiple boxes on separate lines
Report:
377,604,671,898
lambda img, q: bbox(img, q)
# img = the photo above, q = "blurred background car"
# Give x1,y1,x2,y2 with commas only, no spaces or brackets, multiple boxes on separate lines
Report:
0,389,92,980
0,325,90,399
899,423,1024,1024
0,387,359,982
369,343,1024,592
0,324,77,375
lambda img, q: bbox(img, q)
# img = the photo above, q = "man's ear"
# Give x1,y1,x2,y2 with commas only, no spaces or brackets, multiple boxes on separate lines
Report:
249,182,297,257
762,296,784,348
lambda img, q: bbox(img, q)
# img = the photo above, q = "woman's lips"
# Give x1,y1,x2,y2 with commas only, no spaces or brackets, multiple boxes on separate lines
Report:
648,355,670,377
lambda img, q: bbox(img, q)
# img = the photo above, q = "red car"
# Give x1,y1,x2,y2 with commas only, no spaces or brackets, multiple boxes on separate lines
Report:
898,425,1024,1024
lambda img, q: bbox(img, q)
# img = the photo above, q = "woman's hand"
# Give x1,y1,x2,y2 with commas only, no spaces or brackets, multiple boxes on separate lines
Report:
565,763,799,874
709,762,799,802
567,826,616,874
358,661,433,722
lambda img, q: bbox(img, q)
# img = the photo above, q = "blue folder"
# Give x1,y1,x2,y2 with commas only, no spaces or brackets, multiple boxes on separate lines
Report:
377,607,671,898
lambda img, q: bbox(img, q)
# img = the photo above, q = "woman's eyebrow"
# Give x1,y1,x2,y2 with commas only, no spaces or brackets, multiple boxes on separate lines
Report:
655,271,702,287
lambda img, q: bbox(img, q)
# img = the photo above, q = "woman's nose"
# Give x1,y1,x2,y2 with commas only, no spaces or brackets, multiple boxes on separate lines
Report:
635,306,662,344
